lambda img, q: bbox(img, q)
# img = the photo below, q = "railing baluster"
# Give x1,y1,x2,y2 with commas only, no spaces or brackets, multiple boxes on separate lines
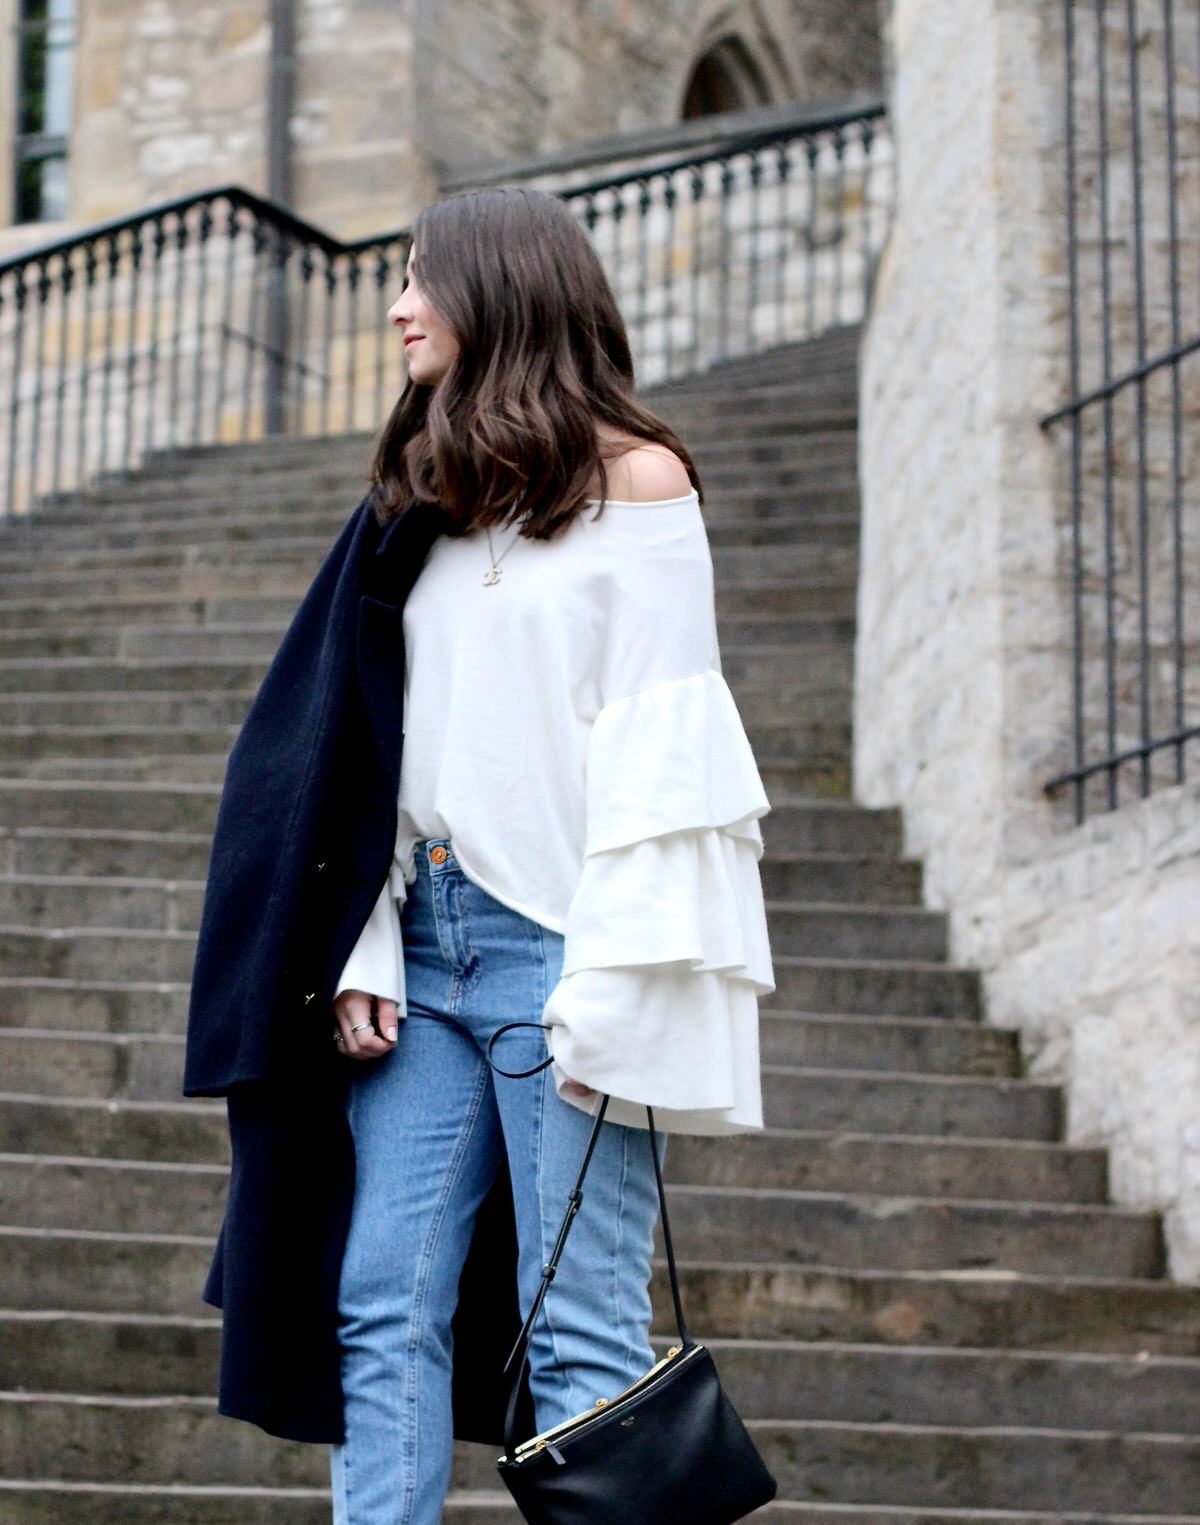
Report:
747,148,762,356
321,251,336,439
717,156,733,364
775,142,791,347
662,174,677,381
804,136,819,339
214,201,240,446
99,236,121,487
74,243,97,502
28,257,49,511
144,217,166,461
240,213,267,443
1125,0,1152,799
49,248,72,506
120,223,143,476
5,268,28,519
1096,0,1119,812
347,251,360,434
167,213,188,453
192,201,214,445
1161,0,1185,786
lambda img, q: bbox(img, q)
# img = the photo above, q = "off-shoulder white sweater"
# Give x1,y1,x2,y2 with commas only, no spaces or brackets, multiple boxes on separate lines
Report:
335,488,775,1135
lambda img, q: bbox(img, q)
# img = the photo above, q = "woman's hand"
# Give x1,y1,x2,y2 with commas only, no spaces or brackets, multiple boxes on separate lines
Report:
333,989,400,1060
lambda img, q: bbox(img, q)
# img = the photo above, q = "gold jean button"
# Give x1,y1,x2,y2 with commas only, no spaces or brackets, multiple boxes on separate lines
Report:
430,845,448,865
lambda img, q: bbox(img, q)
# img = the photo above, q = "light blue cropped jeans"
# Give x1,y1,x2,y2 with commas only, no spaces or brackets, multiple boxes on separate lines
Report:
328,836,664,1525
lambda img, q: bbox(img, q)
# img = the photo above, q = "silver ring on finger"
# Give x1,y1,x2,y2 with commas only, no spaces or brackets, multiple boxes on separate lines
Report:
349,1021,374,1033
332,1032,344,1044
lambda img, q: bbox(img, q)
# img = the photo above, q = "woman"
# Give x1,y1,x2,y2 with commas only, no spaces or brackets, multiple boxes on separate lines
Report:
185,185,775,1523
323,185,776,1522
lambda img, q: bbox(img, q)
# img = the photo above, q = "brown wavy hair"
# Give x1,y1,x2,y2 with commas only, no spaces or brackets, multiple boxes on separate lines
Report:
366,185,703,540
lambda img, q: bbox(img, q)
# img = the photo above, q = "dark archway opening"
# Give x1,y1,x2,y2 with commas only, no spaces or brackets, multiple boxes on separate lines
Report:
681,35,773,120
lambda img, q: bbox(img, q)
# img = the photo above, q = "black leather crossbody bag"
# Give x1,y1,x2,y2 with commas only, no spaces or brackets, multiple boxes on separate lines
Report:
485,1021,779,1525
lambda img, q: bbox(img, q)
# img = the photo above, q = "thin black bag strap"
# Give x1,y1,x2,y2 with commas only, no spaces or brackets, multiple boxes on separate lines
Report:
485,1020,692,1458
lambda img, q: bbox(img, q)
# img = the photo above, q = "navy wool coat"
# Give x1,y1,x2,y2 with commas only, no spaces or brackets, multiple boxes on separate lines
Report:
182,491,536,1445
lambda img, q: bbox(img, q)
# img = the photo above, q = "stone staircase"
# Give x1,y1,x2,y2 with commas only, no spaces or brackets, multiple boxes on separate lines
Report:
1,323,1199,1523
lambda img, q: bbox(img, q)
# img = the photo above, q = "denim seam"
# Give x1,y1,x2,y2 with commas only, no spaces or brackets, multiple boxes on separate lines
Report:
398,1056,490,1525
532,918,574,1420
613,1127,635,1375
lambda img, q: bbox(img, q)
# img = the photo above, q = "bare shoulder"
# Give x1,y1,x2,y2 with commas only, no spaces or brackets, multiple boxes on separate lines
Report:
604,440,693,503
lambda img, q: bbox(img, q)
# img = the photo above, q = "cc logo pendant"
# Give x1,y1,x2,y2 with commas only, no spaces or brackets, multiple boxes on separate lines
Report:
483,567,502,586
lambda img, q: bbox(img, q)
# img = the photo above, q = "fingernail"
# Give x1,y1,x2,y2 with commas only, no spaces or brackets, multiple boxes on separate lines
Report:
386,1027,398,1041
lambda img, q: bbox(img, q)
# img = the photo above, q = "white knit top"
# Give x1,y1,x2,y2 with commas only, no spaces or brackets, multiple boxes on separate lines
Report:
335,488,775,1134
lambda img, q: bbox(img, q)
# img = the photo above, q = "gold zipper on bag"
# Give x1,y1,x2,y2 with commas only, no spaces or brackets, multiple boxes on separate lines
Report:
506,1343,699,1464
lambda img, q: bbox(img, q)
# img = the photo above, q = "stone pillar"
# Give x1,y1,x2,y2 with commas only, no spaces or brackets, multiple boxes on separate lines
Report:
855,0,1200,1274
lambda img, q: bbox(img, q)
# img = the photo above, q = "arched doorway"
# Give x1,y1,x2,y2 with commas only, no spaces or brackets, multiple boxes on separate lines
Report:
681,35,773,119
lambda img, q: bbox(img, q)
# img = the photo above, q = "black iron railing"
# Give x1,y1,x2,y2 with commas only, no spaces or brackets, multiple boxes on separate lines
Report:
1041,0,1199,822
0,99,891,519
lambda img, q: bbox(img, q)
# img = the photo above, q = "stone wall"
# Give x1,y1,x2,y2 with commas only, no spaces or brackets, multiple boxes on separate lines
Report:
1,0,883,245
855,0,1200,1273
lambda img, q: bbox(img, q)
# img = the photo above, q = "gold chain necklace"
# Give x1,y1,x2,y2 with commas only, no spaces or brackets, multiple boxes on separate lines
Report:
482,500,527,586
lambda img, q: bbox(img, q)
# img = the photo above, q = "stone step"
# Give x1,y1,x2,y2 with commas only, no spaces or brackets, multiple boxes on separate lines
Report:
0,1088,1090,1200
0,559,858,610
0,927,195,982
0,542,861,595
0,572,854,634
670,1129,1101,1201
759,853,924,906
35,752,809,799
0,511,860,578
0,640,850,699
42,458,859,521
665,1186,1164,1278
96,430,858,486
0,781,218,835
752,1421,1200,1515
0,564,314,604
6,1321,1200,1439
0,829,211,880
764,902,947,961
760,1068,1061,1140
13,498,861,556
2,1224,1196,1356
0,1046,1060,1140
0,593,300,633
0,877,203,932
766,955,982,1022
2,1396,1199,1514
0,978,191,1032
34,477,862,530
16,756,230,785
0,1485,338,1525
0,781,888,851
0,745,849,800
0,878,945,960
664,1263,1200,1356
0,608,856,663
8,1496,1181,1525
0,1154,1160,1276
0,691,258,726
760,1012,1019,1076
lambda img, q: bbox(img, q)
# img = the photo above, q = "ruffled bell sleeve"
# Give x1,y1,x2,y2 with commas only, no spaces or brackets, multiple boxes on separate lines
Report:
540,507,775,1136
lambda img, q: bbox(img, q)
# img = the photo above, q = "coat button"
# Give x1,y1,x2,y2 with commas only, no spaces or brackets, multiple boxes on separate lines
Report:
430,845,448,864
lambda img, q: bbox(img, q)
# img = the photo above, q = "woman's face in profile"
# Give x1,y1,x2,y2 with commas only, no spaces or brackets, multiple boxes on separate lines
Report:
388,245,460,386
